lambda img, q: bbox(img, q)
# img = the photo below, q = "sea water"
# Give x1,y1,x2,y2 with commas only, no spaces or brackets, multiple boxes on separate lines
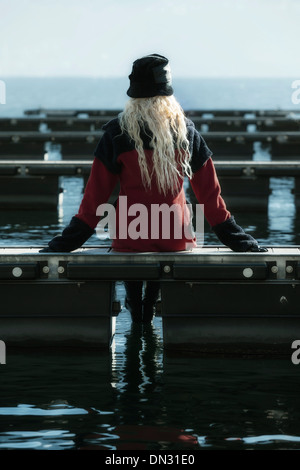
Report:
0,77,300,452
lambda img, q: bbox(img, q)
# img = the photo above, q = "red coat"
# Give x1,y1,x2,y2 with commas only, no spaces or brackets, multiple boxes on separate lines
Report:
75,118,230,252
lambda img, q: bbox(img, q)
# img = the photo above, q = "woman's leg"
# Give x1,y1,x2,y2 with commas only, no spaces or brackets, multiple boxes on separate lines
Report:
143,281,160,323
124,281,143,322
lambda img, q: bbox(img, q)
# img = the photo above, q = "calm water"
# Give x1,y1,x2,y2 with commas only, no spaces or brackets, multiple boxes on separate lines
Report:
1,336,300,451
0,78,300,452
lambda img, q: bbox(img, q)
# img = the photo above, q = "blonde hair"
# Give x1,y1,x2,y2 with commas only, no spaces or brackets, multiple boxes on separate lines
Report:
119,95,192,195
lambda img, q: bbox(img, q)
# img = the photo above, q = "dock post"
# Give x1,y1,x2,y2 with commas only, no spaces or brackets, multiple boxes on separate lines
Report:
159,252,300,355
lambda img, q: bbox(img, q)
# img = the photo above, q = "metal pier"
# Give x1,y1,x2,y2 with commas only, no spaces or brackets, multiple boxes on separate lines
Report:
1,129,300,159
0,246,299,354
0,160,299,210
0,108,299,208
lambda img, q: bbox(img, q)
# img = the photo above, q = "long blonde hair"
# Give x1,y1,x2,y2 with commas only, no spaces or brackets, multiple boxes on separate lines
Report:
119,95,192,195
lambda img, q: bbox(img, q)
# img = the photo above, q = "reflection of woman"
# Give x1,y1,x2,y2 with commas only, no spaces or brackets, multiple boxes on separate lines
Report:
111,323,199,450
41,53,266,323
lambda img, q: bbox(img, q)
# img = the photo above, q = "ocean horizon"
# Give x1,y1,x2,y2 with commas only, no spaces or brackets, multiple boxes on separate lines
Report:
1,76,300,117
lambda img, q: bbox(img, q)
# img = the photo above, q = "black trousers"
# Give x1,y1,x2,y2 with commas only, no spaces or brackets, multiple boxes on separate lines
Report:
124,281,160,305
124,281,160,322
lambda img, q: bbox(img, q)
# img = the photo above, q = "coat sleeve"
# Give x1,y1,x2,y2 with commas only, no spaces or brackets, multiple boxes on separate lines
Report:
46,143,119,252
189,157,231,227
75,157,119,229
189,158,264,252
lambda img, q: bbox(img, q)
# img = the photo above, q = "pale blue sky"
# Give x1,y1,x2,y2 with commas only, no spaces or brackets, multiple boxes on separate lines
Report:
1,0,300,77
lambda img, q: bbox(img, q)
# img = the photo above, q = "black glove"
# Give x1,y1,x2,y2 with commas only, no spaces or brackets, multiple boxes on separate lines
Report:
212,216,267,253
249,245,268,253
39,216,95,253
39,247,56,253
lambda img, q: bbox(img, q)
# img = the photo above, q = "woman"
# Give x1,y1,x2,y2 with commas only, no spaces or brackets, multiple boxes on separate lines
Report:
42,54,266,323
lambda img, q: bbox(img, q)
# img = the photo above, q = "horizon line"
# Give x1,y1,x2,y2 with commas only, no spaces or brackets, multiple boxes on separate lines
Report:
1,75,299,80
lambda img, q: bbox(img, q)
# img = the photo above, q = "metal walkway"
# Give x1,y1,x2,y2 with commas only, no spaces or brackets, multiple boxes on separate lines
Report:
0,245,299,354
0,160,299,210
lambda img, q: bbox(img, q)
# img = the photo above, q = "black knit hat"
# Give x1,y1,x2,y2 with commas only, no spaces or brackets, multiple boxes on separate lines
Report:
127,53,173,98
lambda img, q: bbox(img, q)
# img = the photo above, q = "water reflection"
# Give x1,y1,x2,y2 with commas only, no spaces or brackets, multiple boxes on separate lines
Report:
0,319,300,450
109,319,200,450
268,177,297,244
0,350,116,450
162,353,300,450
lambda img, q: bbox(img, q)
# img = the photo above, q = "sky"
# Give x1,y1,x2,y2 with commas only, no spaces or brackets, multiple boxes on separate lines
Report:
0,0,300,78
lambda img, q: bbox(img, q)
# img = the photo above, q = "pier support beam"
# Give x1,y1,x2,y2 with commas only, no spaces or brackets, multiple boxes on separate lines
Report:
161,280,300,354
0,175,61,210
0,269,117,348
187,175,270,212
271,142,300,158
206,140,254,158
0,246,299,353
217,175,270,211
60,142,96,160
0,142,45,159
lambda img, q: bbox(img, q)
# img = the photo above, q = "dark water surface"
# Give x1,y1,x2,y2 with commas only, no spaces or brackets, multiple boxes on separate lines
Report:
1,320,300,451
